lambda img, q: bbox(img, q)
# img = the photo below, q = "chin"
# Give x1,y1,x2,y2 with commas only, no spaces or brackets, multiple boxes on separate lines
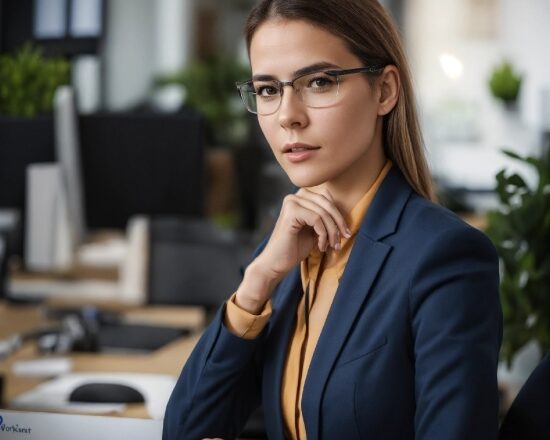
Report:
285,169,329,189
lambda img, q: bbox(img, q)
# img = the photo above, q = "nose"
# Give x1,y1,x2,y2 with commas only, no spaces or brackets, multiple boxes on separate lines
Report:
277,85,308,129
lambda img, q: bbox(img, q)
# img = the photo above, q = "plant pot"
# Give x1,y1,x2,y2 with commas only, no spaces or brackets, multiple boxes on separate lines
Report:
488,104,538,157
205,148,237,225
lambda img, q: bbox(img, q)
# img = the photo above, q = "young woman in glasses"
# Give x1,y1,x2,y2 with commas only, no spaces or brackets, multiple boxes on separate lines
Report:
164,1,502,439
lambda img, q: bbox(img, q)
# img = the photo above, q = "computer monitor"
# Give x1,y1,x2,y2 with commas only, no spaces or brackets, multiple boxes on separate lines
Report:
54,86,87,246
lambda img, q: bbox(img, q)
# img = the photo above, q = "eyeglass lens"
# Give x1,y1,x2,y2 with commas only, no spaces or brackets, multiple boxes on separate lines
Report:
241,71,341,115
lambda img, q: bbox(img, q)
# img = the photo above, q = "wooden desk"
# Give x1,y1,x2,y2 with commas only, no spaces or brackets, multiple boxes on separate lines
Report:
0,300,204,418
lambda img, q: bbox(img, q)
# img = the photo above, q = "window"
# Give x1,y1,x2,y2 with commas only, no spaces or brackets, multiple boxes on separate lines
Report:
32,0,105,57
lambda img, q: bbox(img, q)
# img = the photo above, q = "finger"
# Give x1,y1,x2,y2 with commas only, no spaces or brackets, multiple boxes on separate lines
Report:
293,196,341,250
300,209,331,252
316,186,335,202
282,196,329,252
297,188,351,239
297,189,351,240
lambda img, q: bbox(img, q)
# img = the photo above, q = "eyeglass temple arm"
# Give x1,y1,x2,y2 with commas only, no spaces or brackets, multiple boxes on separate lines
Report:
325,66,385,77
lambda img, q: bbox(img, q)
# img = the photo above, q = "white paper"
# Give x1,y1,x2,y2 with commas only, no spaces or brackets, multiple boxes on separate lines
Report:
12,357,73,378
76,237,128,268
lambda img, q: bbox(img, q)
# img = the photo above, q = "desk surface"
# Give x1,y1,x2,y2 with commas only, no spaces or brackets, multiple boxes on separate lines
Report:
0,301,204,418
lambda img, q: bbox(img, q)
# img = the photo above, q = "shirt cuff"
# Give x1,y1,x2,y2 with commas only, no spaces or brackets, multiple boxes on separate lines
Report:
223,292,272,340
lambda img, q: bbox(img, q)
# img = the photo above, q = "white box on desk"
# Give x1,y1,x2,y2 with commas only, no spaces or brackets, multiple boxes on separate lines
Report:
0,410,162,440
25,163,73,272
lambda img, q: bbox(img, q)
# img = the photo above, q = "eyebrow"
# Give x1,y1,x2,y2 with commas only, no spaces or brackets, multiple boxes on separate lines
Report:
252,61,341,81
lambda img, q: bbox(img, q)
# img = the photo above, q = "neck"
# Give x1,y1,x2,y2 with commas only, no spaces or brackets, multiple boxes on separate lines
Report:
319,145,387,216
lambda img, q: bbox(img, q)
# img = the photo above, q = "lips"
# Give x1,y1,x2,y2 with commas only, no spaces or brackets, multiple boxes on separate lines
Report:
282,142,320,163
282,142,320,153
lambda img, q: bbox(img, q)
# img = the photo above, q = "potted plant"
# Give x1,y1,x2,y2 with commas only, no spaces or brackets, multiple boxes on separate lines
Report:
0,43,70,117
0,43,70,235
488,60,522,108
154,56,251,147
154,57,254,228
485,148,550,367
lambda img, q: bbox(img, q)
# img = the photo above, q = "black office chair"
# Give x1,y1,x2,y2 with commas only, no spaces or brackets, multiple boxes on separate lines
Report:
147,216,248,313
147,216,267,439
499,352,550,439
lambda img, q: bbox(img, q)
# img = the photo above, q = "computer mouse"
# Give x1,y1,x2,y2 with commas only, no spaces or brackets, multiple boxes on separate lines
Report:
68,382,145,404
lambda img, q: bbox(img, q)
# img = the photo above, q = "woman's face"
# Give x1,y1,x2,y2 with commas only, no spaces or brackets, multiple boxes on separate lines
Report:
249,18,387,191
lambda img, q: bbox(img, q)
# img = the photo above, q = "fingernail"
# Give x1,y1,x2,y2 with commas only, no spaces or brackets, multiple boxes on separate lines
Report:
344,228,352,238
335,242,341,251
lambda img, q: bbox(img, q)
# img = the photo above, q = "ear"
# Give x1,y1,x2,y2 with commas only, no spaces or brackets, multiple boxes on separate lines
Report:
376,65,400,116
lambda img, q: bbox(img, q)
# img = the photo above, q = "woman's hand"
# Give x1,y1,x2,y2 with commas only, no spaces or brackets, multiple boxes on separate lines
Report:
235,188,350,313
259,188,350,275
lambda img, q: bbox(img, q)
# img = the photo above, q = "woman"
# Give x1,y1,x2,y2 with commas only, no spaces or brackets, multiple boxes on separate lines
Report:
163,0,502,439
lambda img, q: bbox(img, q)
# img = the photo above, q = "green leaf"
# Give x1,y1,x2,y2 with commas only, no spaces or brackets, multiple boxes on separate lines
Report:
487,145,550,364
0,42,70,117
488,60,522,103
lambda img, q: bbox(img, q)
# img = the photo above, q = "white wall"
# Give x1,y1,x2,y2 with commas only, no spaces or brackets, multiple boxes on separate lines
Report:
500,0,550,130
103,0,196,111
405,0,501,141
406,0,550,138
155,0,196,75
104,0,155,110
404,0,549,195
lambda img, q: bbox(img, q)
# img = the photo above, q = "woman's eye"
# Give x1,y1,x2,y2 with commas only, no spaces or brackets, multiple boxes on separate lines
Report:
308,76,335,89
256,85,278,96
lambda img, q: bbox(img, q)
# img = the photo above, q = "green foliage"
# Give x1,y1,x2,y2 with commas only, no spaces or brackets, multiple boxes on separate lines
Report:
0,44,70,117
488,61,522,104
156,57,251,146
486,149,550,366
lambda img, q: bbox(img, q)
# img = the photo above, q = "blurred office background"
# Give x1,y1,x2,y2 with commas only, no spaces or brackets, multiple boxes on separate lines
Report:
1,0,549,227
0,0,549,425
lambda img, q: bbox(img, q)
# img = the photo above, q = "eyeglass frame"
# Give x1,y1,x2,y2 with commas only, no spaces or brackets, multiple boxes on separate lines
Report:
235,65,386,115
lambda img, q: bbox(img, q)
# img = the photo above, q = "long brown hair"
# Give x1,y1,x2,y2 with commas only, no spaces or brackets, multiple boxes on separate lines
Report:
245,0,436,201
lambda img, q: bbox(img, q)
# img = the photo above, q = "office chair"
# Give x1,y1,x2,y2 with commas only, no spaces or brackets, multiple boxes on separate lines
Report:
499,352,550,439
147,216,267,438
147,216,246,313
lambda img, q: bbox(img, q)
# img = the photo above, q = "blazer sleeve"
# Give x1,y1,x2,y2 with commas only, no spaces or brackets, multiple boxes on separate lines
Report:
409,224,502,440
163,237,271,440
162,304,265,440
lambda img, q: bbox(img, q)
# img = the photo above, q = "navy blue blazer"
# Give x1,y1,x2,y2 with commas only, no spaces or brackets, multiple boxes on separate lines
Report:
163,167,502,440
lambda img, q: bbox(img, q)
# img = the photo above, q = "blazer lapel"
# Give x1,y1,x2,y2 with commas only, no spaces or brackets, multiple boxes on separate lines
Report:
300,167,413,439
262,266,303,439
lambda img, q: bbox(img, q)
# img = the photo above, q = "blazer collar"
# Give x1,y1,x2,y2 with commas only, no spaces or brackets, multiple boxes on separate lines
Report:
359,165,413,241
300,165,413,439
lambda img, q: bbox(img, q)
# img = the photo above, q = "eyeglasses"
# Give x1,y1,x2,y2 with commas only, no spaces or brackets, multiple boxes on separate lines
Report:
235,66,384,116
